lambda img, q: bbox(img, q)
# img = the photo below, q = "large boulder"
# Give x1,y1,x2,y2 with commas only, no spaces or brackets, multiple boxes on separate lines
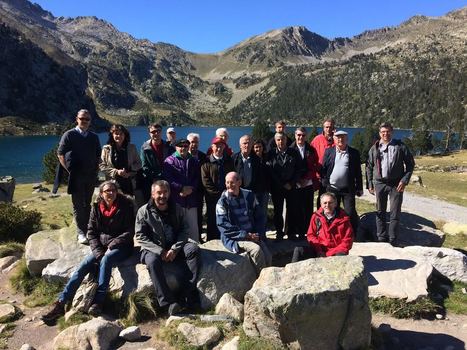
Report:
350,242,433,301
243,256,371,350
404,246,467,284
53,318,122,350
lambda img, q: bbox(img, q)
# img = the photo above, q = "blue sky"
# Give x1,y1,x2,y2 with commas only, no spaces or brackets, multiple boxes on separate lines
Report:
33,0,466,53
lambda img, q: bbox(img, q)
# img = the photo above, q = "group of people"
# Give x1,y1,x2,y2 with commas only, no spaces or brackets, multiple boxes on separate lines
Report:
42,109,414,321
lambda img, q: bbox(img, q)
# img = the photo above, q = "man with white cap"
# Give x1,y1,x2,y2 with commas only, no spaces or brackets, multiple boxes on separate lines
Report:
166,127,177,147
321,130,363,233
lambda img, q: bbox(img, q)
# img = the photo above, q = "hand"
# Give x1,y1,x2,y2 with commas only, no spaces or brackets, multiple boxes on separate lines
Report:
396,182,406,193
180,186,193,197
368,188,375,195
247,233,260,242
117,169,129,178
356,190,363,197
162,249,176,262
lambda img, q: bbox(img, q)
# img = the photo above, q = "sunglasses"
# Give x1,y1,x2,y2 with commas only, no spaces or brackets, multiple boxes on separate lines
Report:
150,129,162,134
296,134,306,137
78,117,91,121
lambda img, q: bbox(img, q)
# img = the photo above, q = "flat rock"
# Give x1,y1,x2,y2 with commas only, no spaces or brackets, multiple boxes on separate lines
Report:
215,293,244,322
404,246,467,283
119,326,141,342
220,336,239,350
53,318,122,350
243,256,371,349
350,242,433,301
0,303,16,323
0,256,18,270
177,322,221,347
20,345,35,350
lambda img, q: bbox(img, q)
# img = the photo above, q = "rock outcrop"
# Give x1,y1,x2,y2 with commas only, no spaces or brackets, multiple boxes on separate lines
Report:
243,256,371,349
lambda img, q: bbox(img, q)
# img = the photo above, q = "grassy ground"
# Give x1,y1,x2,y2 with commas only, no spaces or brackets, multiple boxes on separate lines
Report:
414,150,467,168
13,183,73,230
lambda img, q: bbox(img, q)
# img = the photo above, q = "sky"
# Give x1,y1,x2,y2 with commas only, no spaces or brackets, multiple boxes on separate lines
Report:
32,0,467,53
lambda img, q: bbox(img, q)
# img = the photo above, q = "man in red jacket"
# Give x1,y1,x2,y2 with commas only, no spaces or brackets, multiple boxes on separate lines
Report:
291,192,353,262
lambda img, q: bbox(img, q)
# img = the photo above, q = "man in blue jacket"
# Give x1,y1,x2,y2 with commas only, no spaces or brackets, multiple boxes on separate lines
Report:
216,172,272,276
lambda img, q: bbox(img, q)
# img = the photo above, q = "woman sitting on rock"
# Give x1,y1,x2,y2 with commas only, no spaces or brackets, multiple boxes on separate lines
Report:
41,181,134,322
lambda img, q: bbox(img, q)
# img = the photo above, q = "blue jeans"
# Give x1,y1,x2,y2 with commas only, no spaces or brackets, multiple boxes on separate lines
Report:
59,247,132,305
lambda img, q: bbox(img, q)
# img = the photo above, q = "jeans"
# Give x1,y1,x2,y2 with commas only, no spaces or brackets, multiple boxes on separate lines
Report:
59,247,132,305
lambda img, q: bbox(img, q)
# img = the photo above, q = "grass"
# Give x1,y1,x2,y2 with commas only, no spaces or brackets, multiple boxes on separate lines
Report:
0,242,24,258
414,150,467,168
443,282,467,315
57,312,92,331
9,259,63,307
13,183,73,230
120,290,158,327
369,297,441,319
0,323,15,350
238,330,285,350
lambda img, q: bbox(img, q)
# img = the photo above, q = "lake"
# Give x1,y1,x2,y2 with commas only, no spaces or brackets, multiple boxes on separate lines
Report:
0,126,415,183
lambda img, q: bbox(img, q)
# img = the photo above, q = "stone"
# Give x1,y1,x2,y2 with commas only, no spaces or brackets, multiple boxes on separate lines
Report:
0,256,18,270
53,318,122,350
25,225,90,277
2,260,20,273
243,256,371,349
221,336,240,350
0,303,17,323
32,187,50,194
200,315,234,323
197,240,257,309
0,176,15,203
436,313,444,320
177,322,222,347
215,293,244,322
404,246,467,283
350,243,433,301
0,324,6,334
32,183,42,190
20,345,35,350
64,308,80,322
165,315,186,327
357,212,445,247
119,326,141,342
410,175,424,186
443,222,467,235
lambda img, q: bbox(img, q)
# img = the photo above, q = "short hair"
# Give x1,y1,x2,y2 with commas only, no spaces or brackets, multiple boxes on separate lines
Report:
295,127,307,134
275,120,286,127
187,132,200,141
107,124,130,146
98,181,118,201
225,171,240,182
77,109,91,117
274,132,285,139
239,134,251,145
320,192,337,204
323,118,335,126
216,128,229,137
379,122,393,131
148,123,162,131
152,180,170,192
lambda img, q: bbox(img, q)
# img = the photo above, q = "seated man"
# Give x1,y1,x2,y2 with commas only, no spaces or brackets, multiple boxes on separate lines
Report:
216,171,272,275
291,192,353,262
135,180,199,315
41,181,134,322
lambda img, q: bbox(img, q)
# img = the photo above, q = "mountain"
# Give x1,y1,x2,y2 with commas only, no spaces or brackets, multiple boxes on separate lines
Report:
0,0,465,134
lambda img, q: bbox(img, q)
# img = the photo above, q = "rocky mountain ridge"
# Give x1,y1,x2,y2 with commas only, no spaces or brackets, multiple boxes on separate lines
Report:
0,0,465,133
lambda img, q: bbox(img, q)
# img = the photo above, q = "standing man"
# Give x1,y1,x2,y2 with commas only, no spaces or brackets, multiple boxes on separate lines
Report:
268,132,301,241
166,127,177,147
57,109,101,244
321,130,363,233
290,127,320,240
216,172,272,276
311,118,336,209
267,120,292,151
140,123,175,202
201,136,234,241
367,122,415,245
135,180,200,315
163,139,200,242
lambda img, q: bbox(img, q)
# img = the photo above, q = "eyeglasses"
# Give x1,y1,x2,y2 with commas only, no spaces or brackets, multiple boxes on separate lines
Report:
150,129,162,134
78,117,91,121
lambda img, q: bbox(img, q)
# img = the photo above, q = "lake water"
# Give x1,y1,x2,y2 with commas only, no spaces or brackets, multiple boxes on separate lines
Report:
0,126,415,183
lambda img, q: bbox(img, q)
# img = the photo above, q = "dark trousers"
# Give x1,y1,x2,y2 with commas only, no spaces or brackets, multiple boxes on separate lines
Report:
197,191,205,241
141,243,199,308
205,194,221,241
327,187,359,234
287,186,314,239
71,176,95,237
271,186,293,239
375,182,403,241
316,184,326,210
291,245,346,263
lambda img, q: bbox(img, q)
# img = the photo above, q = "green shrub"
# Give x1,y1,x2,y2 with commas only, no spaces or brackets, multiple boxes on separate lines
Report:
57,312,92,331
0,203,41,243
0,242,24,258
9,259,40,295
369,296,441,319
42,144,68,184
0,323,15,349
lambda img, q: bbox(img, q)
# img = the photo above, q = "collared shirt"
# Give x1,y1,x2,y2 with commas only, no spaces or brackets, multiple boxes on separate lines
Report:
297,144,305,159
329,146,349,190
241,153,252,188
74,126,88,137
379,139,396,178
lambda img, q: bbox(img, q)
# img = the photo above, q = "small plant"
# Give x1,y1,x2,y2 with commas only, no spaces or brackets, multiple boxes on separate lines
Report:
0,203,41,243
121,290,158,326
57,312,92,331
0,242,24,258
0,323,15,350
369,296,441,319
238,330,285,350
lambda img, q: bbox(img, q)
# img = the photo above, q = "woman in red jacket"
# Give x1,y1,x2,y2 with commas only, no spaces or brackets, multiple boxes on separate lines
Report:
291,192,353,262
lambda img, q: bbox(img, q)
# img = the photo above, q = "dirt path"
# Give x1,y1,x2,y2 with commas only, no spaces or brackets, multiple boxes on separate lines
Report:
360,190,467,224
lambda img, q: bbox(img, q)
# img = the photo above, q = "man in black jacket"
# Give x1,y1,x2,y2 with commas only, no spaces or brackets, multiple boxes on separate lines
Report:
321,130,363,233
268,132,302,241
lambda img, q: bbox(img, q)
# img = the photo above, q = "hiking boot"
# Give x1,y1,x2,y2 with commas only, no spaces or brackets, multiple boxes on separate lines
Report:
168,302,182,316
88,303,102,317
41,300,65,322
77,234,89,245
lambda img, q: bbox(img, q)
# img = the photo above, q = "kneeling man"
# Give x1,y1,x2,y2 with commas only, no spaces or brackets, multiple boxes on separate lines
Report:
216,172,272,275
292,192,353,262
136,180,199,315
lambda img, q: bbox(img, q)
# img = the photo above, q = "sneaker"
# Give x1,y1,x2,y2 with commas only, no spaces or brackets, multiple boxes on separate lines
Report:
41,300,65,322
88,303,102,317
77,234,89,245
168,302,182,316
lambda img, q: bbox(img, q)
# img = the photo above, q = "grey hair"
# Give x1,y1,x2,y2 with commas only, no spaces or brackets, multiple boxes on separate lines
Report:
152,180,170,192
216,128,229,137
187,132,200,141
225,171,240,182
239,134,251,145
320,192,337,204
295,127,307,134
274,132,285,139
